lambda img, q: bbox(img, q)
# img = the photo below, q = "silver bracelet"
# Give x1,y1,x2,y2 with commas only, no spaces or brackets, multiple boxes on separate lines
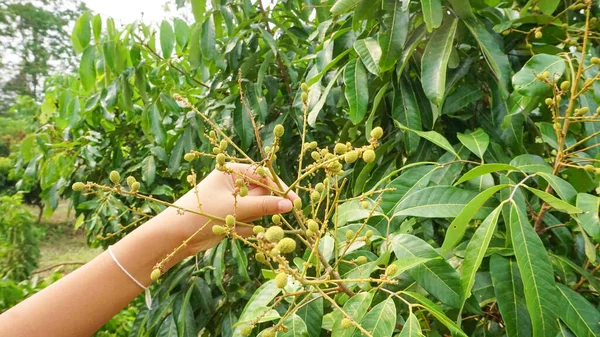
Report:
107,245,153,309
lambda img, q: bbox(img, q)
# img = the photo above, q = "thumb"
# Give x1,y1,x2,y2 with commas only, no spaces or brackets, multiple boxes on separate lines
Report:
236,196,293,219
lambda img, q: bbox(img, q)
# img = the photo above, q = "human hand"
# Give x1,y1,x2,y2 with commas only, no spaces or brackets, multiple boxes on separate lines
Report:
156,163,299,255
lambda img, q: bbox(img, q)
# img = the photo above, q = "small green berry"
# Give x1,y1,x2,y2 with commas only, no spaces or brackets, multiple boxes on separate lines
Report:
535,31,543,39
209,130,216,139
306,229,314,236
293,198,302,210
344,151,358,163
560,81,570,91
272,214,281,224
307,220,319,232
130,182,141,193
584,164,595,172
150,268,161,281
240,326,253,337
225,215,235,227
255,252,266,263
301,83,309,92
213,147,222,154
385,264,399,276
72,182,86,192
126,176,137,187
219,139,228,151
216,153,226,165
253,225,265,234
263,330,276,337
184,153,195,162
545,98,553,106
355,256,368,265
277,238,297,254
212,225,227,235
235,178,244,186
275,272,288,288
315,183,324,193
334,143,348,154
345,230,354,241
370,126,383,140
341,318,353,329
265,226,284,242
311,191,320,202
311,151,321,161
109,170,120,184
256,166,266,177
240,185,249,197
274,124,285,138
365,230,373,239
301,92,309,103
360,201,369,209
591,57,600,65
363,149,376,163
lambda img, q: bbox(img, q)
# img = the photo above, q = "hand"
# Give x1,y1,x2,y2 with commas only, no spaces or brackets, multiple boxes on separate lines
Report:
156,163,299,255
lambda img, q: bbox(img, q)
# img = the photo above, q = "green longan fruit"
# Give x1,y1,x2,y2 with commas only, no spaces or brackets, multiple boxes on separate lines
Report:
580,107,590,115
307,220,319,232
216,153,226,165
253,225,265,234
363,149,376,163
209,130,216,139
315,183,324,193
130,182,141,193
301,83,309,92
301,92,309,103
235,178,244,186
354,256,368,265
345,230,354,240
275,272,288,288
311,151,321,161
584,164,595,172
277,238,297,254
219,140,228,151
213,147,222,154
360,201,369,209
265,226,284,242
334,143,348,154
311,191,321,202
272,214,281,224
263,329,276,337
385,264,399,276
255,252,266,263
294,198,302,210
591,57,600,65
542,71,550,79
535,31,543,39
72,182,86,192
545,98,553,106
560,81,570,91
344,151,358,163
256,166,266,177
370,126,383,140
212,225,227,235
309,141,318,149
225,215,235,227
109,170,120,184
274,124,285,138
305,229,314,237
126,176,137,187
184,153,195,162
365,230,373,239
150,268,161,281
341,318,353,329
240,185,249,197
240,326,253,337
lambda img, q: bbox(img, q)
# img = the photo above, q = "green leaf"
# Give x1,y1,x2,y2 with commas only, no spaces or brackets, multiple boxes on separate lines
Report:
92,14,102,43
510,154,553,174
378,0,409,72
392,234,463,308
142,155,156,186
421,18,458,106
353,38,381,76
456,129,490,159
460,205,502,306
380,165,438,214
147,104,166,146
157,315,177,337
330,0,360,15
395,122,459,158
278,315,308,337
421,0,443,32
392,186,488,219
555,283,600,337
576,193,600,241
191,0,206,22
352,297,396,337
402,291,467,337
173,18,191,50
442,184,509,253
455,164,520,186
442,83,485,114
523,186,582,214
394,76,423,155
296,296,323,337
189,24,202,69
344,58,369,124
508,201,559,337
551,254,600,292
398,312,423,337
490,255,532,337
331,292,373,337
308,68,343,127
160,20,174,58
513,54,565,97
537,172,578,204
79,46,96,92
72,11,91,54
537,0,561,17
201,15,216,61
446,0,475,19
232,239,250,281
387,257,433,278
234,280,282,336
464,19,512,88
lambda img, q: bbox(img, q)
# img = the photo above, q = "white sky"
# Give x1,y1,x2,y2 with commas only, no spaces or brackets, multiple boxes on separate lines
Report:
82,0,183,25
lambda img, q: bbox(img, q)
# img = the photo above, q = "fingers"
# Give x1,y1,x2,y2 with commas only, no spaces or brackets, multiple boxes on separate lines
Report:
236,195,293,219
227,163,299,201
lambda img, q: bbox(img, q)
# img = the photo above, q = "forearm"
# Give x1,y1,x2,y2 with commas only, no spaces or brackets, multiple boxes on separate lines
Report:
0,210,190,337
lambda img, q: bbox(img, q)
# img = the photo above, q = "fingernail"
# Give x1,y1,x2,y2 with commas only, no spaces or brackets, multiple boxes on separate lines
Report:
278,199,293,212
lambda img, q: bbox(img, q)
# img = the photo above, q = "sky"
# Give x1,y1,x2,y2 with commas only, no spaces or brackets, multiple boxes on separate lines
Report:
82,0,181,25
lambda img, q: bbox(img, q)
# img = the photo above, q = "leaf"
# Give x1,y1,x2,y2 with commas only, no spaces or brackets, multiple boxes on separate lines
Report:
336,200,382,227
395,122,459,158
352,298,396,337
464,19,512,88
392,234,463,308
523,186,582,214
79,46,96,92
157,315,177,337
344,58,369,124
232,239,250,281
421,0,443,32
72,11,91,54
279,315,309,337
460,205,502,306
92,14,102,42
446,0,475,19
393,76,423,155
510,154,553,174
296,296,323,337
234,280,282,336
456,129,490,159
147,104,166,146
398,312,423,337
142,155,156,186
402,291,467,337
378,0,409,72
353,38,381,76
490,255,532,337
555,283,600,337
201,15,216,61
330,0,360,15
551,254,600,292
442,184,509,253
380,165,438,214
513,54,565,96
536,0,560,15
331,292,373,337
191,0,206,22
421,18,458,105
455,164,520,186
508,201,559,337
173,18,191,50
189,24,202,69
308,68,343,127
576,193,600,241
392,186,488,219
442,83,485,114
537,172,578,204
160,20,174,58
387,257,433,278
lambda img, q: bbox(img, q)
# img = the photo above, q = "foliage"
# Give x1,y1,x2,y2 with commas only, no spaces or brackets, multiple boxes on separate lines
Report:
0,271,62,312
16,0,600,336
0,194,41,281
